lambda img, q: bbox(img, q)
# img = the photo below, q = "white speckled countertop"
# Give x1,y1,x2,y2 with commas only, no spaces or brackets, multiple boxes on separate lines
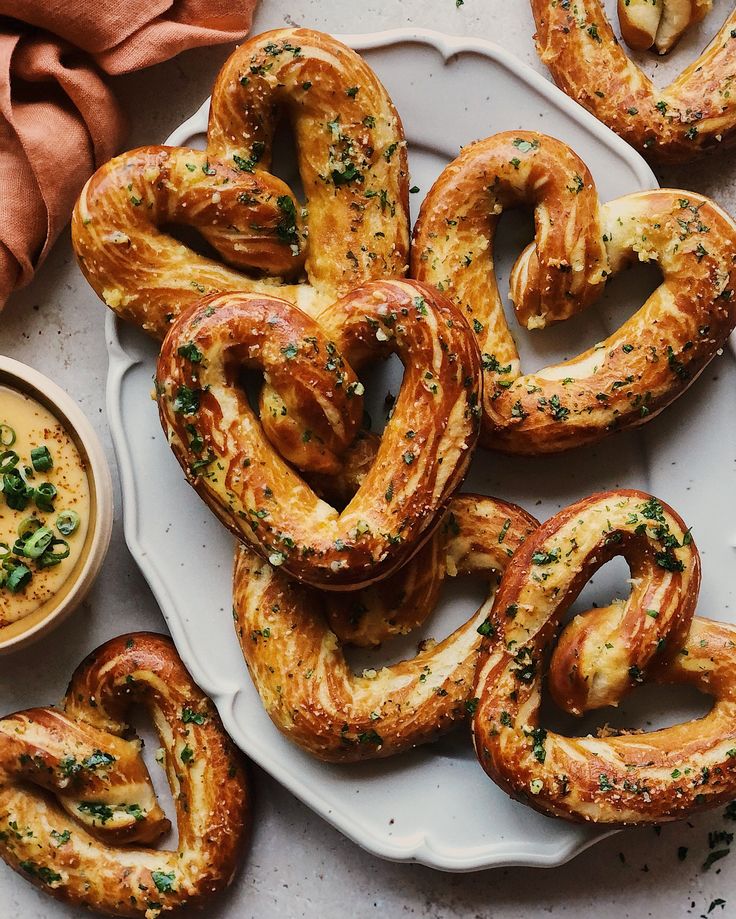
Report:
2,1,736,916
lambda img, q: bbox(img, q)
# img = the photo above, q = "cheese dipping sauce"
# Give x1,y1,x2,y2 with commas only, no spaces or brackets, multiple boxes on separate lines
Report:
0,386,90,628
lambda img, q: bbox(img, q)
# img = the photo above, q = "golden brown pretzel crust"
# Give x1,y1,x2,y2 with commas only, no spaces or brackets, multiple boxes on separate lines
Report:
531,0,736,163
208,28,410,302
0,634,249,916
156,281,482,590
72,28,409,338
413,131,736,454
232,495,539,762
472,490,736,825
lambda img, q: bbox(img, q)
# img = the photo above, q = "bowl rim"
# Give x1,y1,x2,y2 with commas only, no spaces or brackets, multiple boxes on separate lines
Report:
0,355,113,653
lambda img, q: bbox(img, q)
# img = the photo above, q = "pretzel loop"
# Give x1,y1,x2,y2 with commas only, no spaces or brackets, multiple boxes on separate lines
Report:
0,634,248,916
73,147,305,338
157,280,482,589
71,28,410,339
232,495,538,761
531,1,736,162
472,491,736,824
208,28,410,303
413,131,736,454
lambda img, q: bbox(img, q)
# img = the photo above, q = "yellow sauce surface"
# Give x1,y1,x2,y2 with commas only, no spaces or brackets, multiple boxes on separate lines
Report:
0,386,90,627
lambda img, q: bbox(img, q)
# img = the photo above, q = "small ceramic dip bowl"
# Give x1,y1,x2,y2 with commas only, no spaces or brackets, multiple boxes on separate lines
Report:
0,356,113,652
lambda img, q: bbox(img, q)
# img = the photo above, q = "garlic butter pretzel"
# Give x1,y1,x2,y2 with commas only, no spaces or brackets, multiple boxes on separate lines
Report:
0,633,249,916
473,490,736,824
156,281,482,590
413,131,736,454
233,495,538,762
618,0,712,54
531,0,736,162
72,28,409,338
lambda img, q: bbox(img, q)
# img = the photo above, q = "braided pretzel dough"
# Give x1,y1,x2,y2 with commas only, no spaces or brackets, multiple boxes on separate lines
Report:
232,495,538,761
157,281,482,589
413,131,736,454
531,0,736,162
618,0,712,53
0,634,248,916
473,490,736,824
72,28,409,338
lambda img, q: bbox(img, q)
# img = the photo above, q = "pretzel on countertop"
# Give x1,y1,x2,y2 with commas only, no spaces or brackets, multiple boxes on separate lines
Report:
531,0,736,162
156,280,482,590
0,633,249,916
72,28,409,339
232,495,538,761
413,131,736,454
473,490,736,824
618,0,712,54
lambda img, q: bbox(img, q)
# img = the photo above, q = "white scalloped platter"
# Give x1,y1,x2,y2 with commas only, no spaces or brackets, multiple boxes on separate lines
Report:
106,29,736,870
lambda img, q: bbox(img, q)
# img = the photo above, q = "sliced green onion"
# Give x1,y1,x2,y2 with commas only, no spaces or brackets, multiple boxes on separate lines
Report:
34,482,57,512
2,471,33,511
30,445,53,473
37,538,70,568
0,542,10,559
17,517,41,539
5,562,32,593
0,451,19,473
0,424,16,447
19,526,54,559
56,510,80,537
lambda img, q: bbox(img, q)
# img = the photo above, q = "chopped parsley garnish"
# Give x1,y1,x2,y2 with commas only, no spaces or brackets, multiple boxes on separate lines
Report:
181,707,206,725
276,195,299,248
152,870,176,894
173,386,200,415
77,802,114,823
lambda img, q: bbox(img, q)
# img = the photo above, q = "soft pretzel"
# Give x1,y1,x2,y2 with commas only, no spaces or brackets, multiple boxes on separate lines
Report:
530,0,736,162
413,131,736,454
472,490,736,824
0,634,249,916
156,281,482,589
232,495,538,761
618,0,712,53
72,28,409,338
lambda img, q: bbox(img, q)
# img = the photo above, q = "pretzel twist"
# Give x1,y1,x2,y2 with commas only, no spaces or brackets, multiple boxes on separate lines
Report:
618,0,712,54
72,28,409,338
472,490,736,824
232,495,538,761
413,131,736,454
0,634,249,916
156,281,482,589
530,1,736,163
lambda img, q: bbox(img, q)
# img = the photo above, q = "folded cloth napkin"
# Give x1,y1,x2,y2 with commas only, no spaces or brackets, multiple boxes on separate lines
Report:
0,0,257,306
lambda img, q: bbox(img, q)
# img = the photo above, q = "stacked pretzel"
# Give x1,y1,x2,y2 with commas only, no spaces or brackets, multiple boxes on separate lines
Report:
5,25,736,914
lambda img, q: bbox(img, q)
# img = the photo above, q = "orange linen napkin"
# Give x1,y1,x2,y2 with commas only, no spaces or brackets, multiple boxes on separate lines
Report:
0,0,258,306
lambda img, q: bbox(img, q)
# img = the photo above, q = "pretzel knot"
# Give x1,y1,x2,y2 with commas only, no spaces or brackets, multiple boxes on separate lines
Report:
530,0,736,163
232,495,538,761
0,634,249,916
617,0,712,54
156,280,482,589
413,131,736,454
71,28,409,339
472,489,736,824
